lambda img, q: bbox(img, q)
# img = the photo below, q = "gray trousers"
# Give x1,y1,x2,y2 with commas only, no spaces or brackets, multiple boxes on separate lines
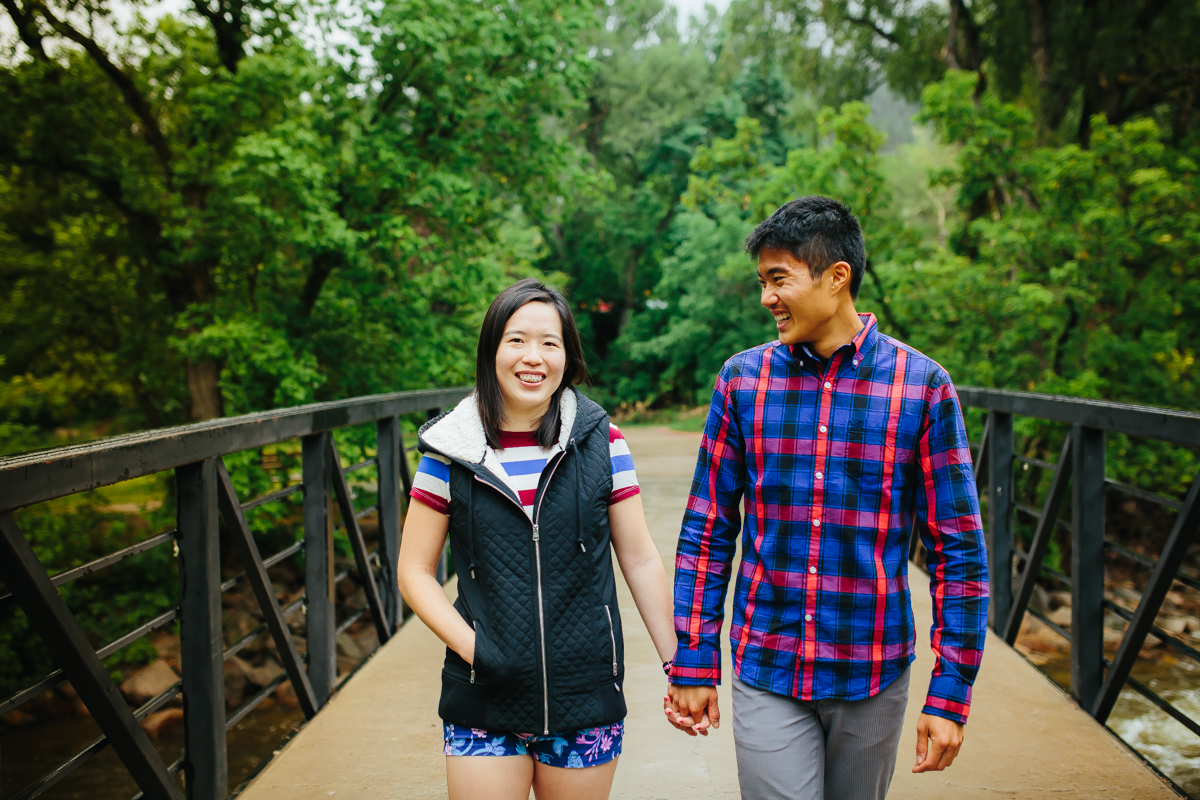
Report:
732,667,910,800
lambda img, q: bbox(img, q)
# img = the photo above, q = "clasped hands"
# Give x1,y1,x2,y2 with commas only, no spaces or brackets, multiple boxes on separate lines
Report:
662,683,964,772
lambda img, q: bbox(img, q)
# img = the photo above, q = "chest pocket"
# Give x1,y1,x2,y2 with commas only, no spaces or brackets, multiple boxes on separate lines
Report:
843,416,888,488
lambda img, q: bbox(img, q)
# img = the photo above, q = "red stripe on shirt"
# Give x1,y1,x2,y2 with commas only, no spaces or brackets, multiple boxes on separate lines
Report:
870,348,907,695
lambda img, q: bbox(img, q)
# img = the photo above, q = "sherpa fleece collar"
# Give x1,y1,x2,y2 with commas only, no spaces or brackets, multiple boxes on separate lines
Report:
419,387,580,467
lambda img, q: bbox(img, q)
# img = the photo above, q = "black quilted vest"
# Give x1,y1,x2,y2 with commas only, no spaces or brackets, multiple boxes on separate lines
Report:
418,390,626,734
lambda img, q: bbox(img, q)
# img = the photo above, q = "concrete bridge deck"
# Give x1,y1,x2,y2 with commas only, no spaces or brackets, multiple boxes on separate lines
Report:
239,426,1177,800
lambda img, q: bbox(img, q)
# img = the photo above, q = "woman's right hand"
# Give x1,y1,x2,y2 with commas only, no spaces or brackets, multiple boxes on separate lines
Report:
397,500,478,665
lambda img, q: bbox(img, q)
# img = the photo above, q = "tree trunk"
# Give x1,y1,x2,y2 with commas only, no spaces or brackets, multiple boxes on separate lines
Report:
186,361,224,421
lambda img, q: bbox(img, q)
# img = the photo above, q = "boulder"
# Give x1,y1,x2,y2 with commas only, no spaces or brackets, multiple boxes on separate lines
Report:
275,681,300,709
1029,585,1051,613
150,632,181,663
225,658,248,709
1,708,36,727
120,660,180,706
58,681,92,717
141,707,184,739
223,609,258,647
32,687,73,717
242,658,285,688
1047,606,1073,628
355,626,379,656
336,632,364,661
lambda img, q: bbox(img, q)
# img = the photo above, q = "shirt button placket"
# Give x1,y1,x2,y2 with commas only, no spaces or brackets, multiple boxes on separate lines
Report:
809,370,832,640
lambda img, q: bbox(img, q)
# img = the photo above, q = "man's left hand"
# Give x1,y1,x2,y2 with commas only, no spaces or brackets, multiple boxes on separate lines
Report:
912,713,964,772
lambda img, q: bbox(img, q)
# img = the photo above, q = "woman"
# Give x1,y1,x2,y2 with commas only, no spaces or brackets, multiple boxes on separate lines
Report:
397,278,676,800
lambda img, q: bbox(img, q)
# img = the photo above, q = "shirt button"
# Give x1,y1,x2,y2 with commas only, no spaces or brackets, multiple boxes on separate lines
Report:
805,614,813,621
812,519,820,528
824,381,832,389
819,425,827,433
809,566,817,574
815,471,823,479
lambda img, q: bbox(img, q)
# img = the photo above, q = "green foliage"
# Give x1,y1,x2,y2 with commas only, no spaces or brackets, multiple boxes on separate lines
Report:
884,70,1199,494
604,102,924,405
910,72,1199,409
0,484,178,695
1,0,593,451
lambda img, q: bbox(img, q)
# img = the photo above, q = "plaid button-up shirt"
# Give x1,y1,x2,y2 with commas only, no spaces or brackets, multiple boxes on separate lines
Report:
670,314,989,724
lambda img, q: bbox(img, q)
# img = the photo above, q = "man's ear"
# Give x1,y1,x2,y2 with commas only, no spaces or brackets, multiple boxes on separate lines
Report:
827,261,853,295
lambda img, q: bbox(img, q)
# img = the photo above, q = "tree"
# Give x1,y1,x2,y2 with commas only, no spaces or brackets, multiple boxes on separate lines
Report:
777,0,1200,145
906,70,1200,426
608,103,926,405
0,0,593,448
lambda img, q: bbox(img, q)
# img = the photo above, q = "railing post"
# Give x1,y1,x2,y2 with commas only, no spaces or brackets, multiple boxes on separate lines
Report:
303,432,336,707
1003,436,1073,644
1071,424,1105,711
176,458,227,800
1093,468,1200,722
376,416,403,632
987,411,1014,632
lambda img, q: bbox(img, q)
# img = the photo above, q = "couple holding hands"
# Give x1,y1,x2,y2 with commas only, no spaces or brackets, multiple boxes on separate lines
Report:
396,196,990,800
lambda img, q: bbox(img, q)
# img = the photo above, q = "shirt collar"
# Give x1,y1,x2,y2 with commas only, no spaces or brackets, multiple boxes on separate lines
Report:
790,313,880,371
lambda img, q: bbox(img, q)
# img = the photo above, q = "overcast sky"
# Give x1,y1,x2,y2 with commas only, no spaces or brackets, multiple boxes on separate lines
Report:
3,0,738,61
669,0,732,31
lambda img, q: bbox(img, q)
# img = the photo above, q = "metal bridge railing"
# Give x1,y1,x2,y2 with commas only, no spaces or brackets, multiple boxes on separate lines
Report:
0,387,469,800
950,388,1200,775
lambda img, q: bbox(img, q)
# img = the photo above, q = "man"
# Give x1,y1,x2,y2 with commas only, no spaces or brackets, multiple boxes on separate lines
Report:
664,196,989,800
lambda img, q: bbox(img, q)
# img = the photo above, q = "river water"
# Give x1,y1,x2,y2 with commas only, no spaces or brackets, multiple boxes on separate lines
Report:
1037,651,1200,796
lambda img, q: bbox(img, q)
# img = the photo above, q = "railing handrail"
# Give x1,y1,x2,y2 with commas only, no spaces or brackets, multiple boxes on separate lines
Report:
0,386,471,513
951,386,1200,797
958,387,1200,448
0,385,466,800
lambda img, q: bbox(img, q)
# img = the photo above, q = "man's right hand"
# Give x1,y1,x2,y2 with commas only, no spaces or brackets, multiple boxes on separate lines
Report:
664,684,720,736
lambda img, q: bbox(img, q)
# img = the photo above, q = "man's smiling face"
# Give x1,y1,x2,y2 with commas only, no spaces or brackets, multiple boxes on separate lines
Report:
756,247,839,347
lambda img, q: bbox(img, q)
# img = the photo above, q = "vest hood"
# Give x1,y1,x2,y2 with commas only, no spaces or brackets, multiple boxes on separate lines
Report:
418,387,605,468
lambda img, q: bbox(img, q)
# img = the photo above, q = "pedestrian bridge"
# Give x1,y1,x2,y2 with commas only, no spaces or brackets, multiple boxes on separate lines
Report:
237,427,1174,800
1,388,1196,799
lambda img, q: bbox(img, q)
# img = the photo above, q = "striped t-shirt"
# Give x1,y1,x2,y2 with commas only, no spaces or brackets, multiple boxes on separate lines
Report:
411,424,640,518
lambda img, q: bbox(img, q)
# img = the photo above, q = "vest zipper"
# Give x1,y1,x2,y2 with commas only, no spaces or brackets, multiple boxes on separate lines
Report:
472,441,572,736
604,604,618,677
532,443,571,734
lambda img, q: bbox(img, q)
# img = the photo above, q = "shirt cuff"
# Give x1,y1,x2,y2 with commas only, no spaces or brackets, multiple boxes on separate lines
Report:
922,674,973,724
669,645,721,685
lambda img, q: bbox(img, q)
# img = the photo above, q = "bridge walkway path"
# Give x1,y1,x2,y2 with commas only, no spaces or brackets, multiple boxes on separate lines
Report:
239,426,1177,799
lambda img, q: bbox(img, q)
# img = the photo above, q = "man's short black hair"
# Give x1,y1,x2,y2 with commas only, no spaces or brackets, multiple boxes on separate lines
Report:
744,196,866,300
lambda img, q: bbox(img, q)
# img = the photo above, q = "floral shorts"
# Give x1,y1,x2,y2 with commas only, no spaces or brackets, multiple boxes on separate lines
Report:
443,721,623,768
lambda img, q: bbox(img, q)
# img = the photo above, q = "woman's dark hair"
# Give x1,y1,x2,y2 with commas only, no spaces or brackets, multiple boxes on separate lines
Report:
476,278,590,449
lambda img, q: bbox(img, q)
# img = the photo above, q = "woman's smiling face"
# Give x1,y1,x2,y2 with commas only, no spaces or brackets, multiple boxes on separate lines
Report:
494,301,567,427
